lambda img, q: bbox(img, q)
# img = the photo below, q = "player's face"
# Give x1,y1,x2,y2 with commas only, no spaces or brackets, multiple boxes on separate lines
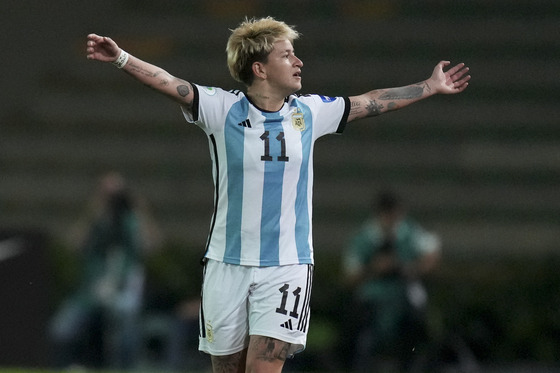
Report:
263,39,303,95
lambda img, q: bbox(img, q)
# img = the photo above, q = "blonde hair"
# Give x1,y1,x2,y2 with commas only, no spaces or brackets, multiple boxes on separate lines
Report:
226,17,300,85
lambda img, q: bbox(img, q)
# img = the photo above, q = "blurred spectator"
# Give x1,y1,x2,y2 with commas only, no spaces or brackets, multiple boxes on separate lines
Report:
342,189,441,372
49,171,160,370
165,297,208,371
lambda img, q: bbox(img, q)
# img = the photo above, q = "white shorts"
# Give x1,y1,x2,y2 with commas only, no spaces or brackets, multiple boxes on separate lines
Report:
199,259,313,357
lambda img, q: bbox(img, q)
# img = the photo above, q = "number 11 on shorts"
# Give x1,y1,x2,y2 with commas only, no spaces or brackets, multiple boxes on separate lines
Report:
276,284,302,319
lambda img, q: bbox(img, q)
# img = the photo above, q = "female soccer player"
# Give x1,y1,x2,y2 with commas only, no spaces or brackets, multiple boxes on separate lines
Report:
86,16,469,373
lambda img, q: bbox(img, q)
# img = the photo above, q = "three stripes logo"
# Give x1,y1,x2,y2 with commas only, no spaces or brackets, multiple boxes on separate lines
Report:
238,119,252,128
280,319,293,330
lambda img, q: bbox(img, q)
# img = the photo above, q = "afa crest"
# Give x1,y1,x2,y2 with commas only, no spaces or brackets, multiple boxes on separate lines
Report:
206,321,214,343
291,108,306,131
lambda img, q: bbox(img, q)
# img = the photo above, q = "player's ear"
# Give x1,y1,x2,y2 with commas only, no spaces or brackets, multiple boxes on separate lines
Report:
252,62,267,80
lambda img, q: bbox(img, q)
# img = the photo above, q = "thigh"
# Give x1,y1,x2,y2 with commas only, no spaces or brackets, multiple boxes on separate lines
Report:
249,264,313,357
211,349,247,373
246,335,290,373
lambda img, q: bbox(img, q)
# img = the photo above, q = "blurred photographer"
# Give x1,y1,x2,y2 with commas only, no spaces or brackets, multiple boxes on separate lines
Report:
49,172,158,370
342,190,441,372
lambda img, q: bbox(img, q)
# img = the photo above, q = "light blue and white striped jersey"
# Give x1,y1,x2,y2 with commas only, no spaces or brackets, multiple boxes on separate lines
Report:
182,84,350,266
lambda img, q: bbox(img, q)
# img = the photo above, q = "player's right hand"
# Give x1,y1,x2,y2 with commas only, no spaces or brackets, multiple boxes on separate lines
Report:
86,34,120,62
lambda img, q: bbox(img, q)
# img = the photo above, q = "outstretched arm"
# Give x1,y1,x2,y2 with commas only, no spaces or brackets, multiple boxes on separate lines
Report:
86,34,194,110
347,61,470,123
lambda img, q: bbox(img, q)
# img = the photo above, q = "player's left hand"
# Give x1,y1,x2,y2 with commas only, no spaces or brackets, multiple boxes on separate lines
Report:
429,61,471,94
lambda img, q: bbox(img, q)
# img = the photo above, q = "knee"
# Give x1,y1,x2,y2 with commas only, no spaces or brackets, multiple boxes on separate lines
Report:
245,358,286,373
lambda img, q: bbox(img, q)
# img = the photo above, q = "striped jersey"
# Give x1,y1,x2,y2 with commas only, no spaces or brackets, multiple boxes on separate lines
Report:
182,84,350,266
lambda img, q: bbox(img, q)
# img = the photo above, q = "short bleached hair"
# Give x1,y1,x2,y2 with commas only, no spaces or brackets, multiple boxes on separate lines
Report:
226,17,300,85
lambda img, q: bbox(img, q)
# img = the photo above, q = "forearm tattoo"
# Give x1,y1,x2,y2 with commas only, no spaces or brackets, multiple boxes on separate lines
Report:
379,85,424,100
153,71,169,86
128,62,157,78
365,99,384,116
349,100,361,117
127,63,172,92
350,99,385,118
351,81,432,119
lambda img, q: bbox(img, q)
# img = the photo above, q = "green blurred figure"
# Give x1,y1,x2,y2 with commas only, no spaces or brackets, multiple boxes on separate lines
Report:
49,172,156,370
343,190,441,372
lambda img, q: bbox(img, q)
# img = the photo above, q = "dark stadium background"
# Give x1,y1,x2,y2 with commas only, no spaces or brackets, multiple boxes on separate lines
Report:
1,0,559,371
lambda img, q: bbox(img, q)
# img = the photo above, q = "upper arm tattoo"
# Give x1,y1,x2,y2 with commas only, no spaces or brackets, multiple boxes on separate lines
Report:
177,84,190,97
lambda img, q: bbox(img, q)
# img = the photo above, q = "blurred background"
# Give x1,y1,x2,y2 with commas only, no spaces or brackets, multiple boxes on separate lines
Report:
1,0,559,371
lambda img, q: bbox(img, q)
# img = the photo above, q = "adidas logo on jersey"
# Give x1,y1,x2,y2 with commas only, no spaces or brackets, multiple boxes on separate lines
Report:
280,319,293,330
238,119,252,128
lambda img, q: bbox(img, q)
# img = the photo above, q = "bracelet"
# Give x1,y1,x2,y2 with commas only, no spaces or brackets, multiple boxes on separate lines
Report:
112,49,129,69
